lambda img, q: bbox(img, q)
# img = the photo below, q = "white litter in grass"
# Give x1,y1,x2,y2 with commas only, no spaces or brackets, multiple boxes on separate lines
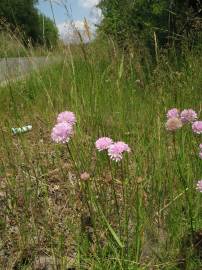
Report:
12,125,32,135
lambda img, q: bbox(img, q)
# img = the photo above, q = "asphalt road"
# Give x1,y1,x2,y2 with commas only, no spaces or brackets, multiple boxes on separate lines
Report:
0,57,57,84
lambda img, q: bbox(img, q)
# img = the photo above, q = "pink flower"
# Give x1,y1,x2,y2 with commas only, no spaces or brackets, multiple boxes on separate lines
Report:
51,122,73,143
196,180,202,192
199,144,202,150
95,137,113,151
192,121,202,134
167,108,180,119
199,152,202,159
57,111,76,125
80,172,90,181
108,141,130,162
180,109,197,123
165,117,183,131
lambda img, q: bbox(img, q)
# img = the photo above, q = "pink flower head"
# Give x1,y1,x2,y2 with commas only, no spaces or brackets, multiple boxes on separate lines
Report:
167,108,179,119
108,141,131,162
199,152,202,159
80,172,90,181
165,117,183,131
51,122,73,143
199,144,202,150
180,109,197,123
95,137,113,151
196,180,202,192
57,111,76,125
192,121,202,134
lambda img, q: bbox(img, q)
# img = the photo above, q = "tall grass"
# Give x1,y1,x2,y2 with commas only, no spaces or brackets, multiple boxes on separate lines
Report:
0,25,60,58
0,40,202,269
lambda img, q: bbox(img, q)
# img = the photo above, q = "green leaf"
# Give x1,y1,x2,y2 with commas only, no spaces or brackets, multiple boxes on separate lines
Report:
99,207,124,248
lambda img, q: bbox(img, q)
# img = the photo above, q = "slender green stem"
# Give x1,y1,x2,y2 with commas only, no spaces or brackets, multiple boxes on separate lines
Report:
108,158,121,230
172,134,194,236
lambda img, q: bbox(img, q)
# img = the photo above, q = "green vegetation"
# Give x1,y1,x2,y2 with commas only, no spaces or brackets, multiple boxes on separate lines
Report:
98,0,202,48
0,31,27,57
0,40,202,269
38,14,59,48
0,0,58,47
0,1,202,268
0,31,56,58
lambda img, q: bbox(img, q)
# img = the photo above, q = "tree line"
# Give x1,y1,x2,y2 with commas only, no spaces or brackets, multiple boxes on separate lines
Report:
97,0,202,50
0,0,58,48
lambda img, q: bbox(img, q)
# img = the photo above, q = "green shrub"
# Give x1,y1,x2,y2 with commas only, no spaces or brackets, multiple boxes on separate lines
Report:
98,0,202,49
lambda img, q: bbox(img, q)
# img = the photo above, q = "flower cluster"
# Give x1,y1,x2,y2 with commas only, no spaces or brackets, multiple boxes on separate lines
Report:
50,107,200,195
192,121,202,134
166,108,182,131
95,137,130,162
165,117,182,131
51,122,73,143
165,108,201,133
196,145,202,192
166,108,179,119
108,141,131,162
80,172,90,181
196,180,202,193
180,109,197,123
166,107,202,193
57,111,76,126
51,111,76,143
95,137,113,151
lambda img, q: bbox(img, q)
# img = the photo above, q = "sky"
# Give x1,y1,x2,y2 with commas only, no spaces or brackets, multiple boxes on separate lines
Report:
37,0,101,42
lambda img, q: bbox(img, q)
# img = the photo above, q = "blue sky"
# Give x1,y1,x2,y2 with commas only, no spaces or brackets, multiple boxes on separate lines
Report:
37,1,90,24
37,0,100,40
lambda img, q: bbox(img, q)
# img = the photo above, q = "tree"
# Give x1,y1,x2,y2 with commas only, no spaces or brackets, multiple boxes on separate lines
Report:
38,14,59,48
97,0,202,48
0,0,58,47
0,0,40,43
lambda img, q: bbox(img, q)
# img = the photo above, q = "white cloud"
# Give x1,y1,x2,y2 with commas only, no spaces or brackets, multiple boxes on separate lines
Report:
57,20,95,43
56,0,102,43
79,0,100,9
57,21,84,35
89,6,102,24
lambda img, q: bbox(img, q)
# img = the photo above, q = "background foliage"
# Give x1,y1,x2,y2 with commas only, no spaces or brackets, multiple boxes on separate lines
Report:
98,0,202,49
38,14,59,48
0,41,202,269
0,0,58,47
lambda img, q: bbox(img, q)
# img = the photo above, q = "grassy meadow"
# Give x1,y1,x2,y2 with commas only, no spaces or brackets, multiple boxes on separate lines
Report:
0,40,202,269
0,30,59,58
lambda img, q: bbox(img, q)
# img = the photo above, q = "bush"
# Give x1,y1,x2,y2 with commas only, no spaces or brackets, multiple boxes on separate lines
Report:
38,14,59,49
98,0,202,49
0,0,58,47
